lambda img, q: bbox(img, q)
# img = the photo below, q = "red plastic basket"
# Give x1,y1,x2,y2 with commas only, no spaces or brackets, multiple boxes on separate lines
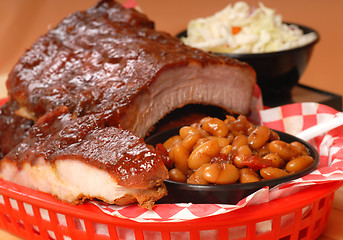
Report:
0,178,341,240
1,97,343,239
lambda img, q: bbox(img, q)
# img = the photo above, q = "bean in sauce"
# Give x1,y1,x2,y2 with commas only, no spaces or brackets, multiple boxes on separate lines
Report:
160,115,314,185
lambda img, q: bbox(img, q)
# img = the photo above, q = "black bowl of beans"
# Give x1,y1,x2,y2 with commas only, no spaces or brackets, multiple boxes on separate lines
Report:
146,115,319,204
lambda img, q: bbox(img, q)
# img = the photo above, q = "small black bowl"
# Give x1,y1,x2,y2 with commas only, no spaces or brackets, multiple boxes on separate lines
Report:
177,23,319,106
146,127,319,204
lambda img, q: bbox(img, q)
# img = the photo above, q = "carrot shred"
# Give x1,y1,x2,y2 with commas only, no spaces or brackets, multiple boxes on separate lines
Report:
232,26,241,35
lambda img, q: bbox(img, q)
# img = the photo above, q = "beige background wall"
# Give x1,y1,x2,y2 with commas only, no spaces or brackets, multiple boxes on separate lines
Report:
0,0,342,97
0,1,342,239
0,0,342,98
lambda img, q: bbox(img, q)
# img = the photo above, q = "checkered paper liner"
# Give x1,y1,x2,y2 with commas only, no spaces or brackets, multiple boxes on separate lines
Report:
93,1,343,223
92,100,343,223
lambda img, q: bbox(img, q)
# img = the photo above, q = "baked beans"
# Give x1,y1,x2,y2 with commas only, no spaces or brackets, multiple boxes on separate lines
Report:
159,115,314,185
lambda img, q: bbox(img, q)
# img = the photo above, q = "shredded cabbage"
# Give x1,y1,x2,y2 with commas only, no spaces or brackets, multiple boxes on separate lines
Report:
182,2,317,53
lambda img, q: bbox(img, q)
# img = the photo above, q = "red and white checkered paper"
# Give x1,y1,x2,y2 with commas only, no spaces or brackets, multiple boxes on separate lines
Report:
92,90,343,222
92,1,343,222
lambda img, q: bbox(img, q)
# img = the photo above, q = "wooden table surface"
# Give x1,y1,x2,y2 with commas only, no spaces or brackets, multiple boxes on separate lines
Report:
0,0,342,239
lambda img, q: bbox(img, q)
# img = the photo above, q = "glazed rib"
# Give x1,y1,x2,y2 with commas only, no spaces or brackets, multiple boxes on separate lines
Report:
1,106,167,208
6,0,255,137
0,100,33,158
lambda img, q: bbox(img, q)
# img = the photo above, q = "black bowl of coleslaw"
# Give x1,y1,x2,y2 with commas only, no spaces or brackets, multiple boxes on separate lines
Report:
177,23,319,106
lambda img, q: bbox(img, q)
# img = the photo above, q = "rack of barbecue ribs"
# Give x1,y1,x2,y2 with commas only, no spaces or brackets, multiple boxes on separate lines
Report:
0,0,256,208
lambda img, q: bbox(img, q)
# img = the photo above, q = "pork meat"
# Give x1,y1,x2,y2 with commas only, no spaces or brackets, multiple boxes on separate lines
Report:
6,0,256,138
1,106,167,208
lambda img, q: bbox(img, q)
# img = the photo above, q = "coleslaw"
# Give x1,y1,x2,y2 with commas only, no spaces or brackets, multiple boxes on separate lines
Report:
182,2,317,53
